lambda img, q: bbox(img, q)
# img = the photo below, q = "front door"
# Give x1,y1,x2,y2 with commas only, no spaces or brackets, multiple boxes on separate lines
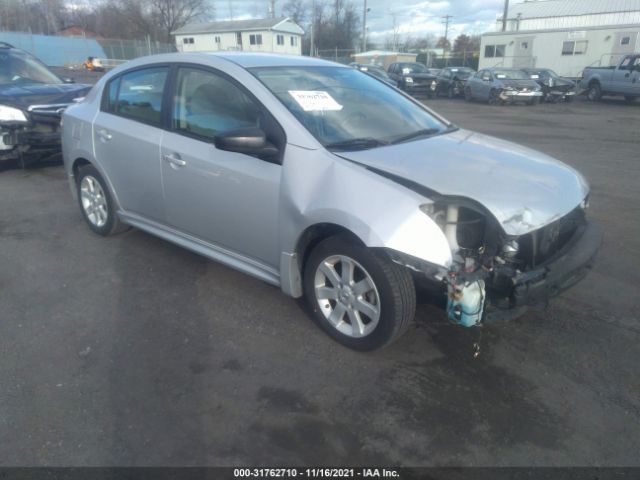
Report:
92,66,169,221
160,66,282,268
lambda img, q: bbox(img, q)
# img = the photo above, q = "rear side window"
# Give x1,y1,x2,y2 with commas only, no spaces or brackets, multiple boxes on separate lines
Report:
104,66,168,126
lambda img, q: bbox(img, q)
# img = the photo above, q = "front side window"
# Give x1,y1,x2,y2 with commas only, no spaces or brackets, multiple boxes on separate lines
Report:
172,67,259,140
113,67,168,126
251,66,448,150
493,69,529,80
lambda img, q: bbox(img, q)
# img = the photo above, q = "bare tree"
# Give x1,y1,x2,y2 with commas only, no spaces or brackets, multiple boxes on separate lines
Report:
282,0,307,24
147,0,213,42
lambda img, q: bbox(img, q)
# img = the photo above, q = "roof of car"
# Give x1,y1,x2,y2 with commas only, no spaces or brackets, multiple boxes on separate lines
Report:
202,52,343,68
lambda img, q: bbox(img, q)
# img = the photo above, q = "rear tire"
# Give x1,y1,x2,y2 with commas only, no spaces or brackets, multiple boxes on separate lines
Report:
76,164,129,236
586,83,602,101
303,235,416,351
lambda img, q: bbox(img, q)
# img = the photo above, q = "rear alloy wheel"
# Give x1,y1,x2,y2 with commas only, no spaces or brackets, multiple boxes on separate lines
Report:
77,164,129,236
586,83,602,101
304,235,415,351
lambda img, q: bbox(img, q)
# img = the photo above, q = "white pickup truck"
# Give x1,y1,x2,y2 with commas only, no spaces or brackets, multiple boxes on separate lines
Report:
580,54,640,102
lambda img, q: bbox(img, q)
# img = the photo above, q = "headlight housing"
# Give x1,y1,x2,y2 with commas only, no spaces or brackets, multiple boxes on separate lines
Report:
0,105,28,123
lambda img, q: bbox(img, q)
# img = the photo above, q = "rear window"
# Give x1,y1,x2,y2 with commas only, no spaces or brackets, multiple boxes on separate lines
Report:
103,66,168,126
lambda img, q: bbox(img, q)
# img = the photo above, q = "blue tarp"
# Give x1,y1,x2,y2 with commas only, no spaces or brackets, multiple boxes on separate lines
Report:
0,32,106,66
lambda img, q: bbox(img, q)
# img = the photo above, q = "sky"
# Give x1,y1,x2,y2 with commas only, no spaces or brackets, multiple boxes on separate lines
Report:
214,0,507,42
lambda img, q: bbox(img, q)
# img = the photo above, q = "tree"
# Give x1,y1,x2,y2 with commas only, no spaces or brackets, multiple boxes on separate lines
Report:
282,0,308,25
436,36,451,50
148,0,212,42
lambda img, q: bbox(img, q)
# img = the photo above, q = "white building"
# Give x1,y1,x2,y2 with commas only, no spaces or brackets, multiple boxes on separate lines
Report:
172,17,304,55
479,0,640,77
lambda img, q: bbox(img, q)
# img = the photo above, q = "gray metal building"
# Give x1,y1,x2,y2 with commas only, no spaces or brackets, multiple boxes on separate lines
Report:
479,0,640,77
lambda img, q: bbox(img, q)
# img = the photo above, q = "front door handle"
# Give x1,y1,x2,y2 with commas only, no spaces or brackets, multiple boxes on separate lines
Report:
97,129,112,142
163,153,186,167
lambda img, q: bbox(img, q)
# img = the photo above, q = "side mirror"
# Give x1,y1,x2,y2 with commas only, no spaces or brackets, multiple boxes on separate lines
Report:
63,77,75,84
214,126,279,159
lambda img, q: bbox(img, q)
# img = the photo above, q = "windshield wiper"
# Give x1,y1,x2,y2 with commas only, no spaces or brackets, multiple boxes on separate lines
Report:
325,137,389,151
390,125,458,145
390,128,441,145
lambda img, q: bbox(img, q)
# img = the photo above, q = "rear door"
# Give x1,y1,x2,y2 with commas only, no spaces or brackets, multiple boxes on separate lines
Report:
159,65,283,267
93,66,169,221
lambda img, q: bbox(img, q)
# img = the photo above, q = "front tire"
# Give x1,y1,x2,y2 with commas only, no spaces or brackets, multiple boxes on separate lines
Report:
303,235,416,351
76,164,129,236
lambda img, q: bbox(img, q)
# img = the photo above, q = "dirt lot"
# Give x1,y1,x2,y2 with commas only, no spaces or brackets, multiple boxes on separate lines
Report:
0,96,639,466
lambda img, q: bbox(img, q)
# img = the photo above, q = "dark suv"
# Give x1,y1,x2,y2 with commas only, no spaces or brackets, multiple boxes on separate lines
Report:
387,62,437,98
0,42,91,166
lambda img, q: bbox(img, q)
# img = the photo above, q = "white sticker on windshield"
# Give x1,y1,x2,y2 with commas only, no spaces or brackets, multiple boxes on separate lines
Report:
288,90,343,112
530,74,540,79
402,68,411,75
496,74,506,79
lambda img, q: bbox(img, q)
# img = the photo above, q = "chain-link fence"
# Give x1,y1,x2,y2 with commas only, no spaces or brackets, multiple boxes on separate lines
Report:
0,31,174,67
316,48,357,65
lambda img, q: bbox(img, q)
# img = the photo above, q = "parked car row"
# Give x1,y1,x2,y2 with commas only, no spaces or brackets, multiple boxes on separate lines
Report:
350,62,581,106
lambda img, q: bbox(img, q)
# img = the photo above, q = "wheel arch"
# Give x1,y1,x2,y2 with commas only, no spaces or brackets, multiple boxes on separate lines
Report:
280,223,364,298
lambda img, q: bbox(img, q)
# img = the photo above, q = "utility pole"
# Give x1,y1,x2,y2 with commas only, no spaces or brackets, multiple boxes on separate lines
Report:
362,0,368,52
502,0,509,31
310,0,316,56
442,14,453,67
270,0,276,18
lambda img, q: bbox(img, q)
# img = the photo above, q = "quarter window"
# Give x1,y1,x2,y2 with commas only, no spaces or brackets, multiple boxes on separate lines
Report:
108,67,168,126
172,67,260,140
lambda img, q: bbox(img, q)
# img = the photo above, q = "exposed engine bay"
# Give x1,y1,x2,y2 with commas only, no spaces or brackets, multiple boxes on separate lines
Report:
419,199,592,327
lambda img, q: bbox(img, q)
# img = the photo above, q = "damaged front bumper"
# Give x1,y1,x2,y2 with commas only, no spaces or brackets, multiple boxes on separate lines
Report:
0,121,62,165
500,221,602,308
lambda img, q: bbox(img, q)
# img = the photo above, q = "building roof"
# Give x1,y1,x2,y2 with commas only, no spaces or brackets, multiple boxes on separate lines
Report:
509,0,640,19
172,17,301,35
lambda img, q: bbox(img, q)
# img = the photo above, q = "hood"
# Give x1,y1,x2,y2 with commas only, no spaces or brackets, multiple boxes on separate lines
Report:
0,83,92,110
498,79,540,89
336,129,589,236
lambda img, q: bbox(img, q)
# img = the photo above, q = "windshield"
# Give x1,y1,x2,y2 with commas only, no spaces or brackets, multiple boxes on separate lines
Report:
0,49,62,86
493,69,530,80
251,66,449,150
399,63,428,74
451,67,474,75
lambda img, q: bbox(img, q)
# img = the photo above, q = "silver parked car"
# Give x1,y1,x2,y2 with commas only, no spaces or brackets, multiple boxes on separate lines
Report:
465,68,543,105
62,53,601,350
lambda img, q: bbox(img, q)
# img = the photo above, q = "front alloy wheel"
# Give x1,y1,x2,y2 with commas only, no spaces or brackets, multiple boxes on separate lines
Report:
314,255,381,338
304,235,416,351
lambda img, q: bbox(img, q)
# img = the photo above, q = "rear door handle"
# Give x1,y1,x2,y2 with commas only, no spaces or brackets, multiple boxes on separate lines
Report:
163,153,186,167
97,129,112,142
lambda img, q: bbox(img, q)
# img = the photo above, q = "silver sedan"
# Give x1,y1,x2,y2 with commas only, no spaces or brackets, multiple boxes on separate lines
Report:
62,53,601,350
